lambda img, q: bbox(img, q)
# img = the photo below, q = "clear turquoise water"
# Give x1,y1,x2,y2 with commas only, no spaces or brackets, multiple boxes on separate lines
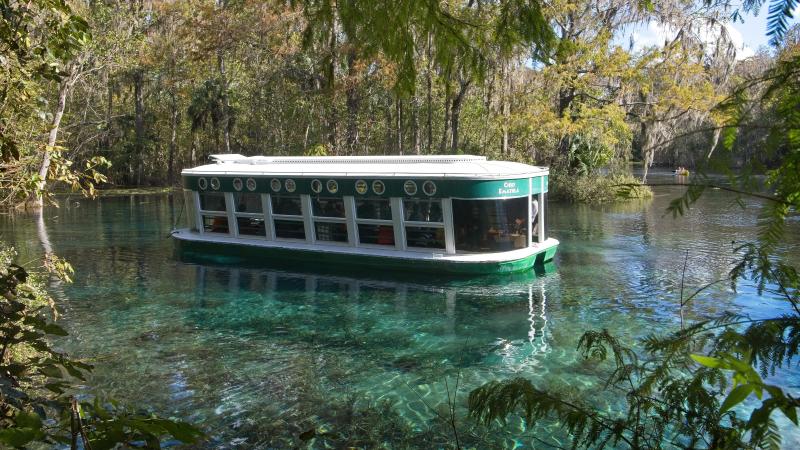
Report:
2,170,799,448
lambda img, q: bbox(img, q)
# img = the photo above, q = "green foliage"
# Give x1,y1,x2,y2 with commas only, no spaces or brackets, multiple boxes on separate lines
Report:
550,172,653,204
470,43,800,449
293,0,553,94
0,0,110,206
0,246,203,448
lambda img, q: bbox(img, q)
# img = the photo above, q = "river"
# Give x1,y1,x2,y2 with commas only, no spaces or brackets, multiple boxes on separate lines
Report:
2,170,798,448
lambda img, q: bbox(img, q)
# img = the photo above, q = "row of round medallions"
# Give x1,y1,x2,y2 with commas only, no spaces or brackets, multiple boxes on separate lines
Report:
196,177,437,196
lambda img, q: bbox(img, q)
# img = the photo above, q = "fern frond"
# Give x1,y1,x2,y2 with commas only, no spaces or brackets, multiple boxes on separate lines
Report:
468,378,636,448
767,0,800,46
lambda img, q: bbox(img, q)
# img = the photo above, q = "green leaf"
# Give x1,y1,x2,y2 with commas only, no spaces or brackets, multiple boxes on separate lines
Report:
0,427,44,447
720,384,754,413
690,354,723,368
158,420,204,443
15,411,43,429
781,404,798,425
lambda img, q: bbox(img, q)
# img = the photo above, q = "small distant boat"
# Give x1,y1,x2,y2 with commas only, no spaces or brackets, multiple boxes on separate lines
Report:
673,168,690,176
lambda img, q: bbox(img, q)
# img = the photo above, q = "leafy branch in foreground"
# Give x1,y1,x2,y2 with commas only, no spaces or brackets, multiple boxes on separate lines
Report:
469,41,800,449
0,247,203,448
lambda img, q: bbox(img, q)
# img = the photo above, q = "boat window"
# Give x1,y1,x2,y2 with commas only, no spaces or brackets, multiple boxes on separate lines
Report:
234,192,262,213
314,222,348,242
405,226,445,249
184,190,198,231
358,224,395,246
202,215,229,234
403,199,443,223
271,195,302,216
274,219,306,239
452,197,529,252
236,217,265,236
356,198,392,220
311,197,345,218
199,192,226,212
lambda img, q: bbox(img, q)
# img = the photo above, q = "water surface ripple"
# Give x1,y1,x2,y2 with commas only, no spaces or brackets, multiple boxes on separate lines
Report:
2,171,799,448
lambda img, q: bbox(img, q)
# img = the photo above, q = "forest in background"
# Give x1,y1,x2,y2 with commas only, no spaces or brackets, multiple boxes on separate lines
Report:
2,0,797,200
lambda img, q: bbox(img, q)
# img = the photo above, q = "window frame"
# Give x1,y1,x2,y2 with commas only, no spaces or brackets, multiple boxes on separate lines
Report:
310,195,348,245
269,194,306,241
450,196,530,254
196,191,231,235
232,192,268,239
353,197,395,248
399,198,448,252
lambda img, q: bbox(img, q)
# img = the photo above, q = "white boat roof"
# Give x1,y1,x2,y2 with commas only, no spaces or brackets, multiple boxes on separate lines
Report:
181,154,548,179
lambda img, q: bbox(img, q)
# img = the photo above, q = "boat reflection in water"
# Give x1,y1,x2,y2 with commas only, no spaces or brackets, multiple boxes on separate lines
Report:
179,249,559,397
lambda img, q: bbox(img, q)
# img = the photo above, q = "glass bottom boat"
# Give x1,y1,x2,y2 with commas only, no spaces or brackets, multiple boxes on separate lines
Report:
174,154,559,274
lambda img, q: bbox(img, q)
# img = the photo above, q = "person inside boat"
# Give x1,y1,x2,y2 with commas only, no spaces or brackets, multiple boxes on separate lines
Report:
278,196,302,215
211,216,228,233
407,203,423,221
531,198,539,238
429,201,443,222
513,217,526,235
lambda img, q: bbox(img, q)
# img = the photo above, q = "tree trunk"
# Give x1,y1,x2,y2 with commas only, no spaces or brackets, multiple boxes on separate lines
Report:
439,84,451,154
396,96,403,155
426,32,433,153
217,52,231,153
104,76,114,151
450,78,471,153
191,132,198,166
326,26,337,154
412,93,420,155
345,50,359,155
501,61,510,156
216,0,231,154
133,69,145,185
168,91,178,184
30,70,73,207
706,128,722,160
384,98,394,155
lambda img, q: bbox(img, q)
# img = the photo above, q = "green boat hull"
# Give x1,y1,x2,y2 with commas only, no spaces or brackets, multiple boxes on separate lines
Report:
174,237,557,275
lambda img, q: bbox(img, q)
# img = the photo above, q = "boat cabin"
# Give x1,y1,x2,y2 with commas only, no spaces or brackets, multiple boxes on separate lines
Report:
173,154,558,274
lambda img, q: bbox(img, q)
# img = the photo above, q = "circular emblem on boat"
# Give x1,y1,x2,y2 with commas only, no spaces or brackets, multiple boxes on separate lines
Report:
197,177,208,190
355,180,368,195
270,178,281,192
403,180,417,196
246,178,257,191
210,177,221,191
311,179,322,194
232,178,243,191
372,180,385,195
422,180,437,196
285,179,296,193
326,179,338,194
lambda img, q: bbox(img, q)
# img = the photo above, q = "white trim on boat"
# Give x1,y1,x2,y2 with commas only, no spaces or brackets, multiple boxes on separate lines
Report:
183,154,548,180
172,228,559,264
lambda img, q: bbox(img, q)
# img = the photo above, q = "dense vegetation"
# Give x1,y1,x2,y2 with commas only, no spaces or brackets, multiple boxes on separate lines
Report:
1,0,799,448
2,0,796,202
468,10,800,450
